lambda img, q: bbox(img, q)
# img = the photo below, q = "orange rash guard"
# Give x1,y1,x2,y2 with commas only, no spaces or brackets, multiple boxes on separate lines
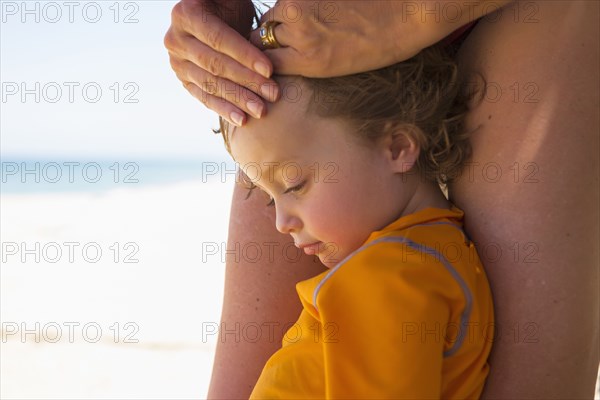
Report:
250,206,494,399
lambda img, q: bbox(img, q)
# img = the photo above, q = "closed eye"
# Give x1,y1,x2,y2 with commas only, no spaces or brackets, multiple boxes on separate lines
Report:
284,181,306,194
266,181,306,207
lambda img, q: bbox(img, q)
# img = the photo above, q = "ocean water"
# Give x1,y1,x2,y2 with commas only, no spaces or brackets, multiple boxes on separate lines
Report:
0,158,239,194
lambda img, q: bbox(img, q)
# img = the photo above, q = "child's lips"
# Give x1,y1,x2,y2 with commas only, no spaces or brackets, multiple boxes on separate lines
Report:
297,241,322,255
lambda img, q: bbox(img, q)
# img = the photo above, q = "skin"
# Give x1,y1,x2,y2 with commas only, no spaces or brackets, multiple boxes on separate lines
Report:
165,0,512,126
165,0,278,125
450,2,599,398
214,2,600,399
164,1,599,398
228,78,451,269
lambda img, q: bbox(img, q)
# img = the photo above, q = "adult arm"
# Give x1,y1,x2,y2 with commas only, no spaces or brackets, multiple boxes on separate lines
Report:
207,182,328,399
250,0,515,77
165,0,514,125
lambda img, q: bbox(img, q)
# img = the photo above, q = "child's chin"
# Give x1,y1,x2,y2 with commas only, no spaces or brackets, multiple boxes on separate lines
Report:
319,256,339,270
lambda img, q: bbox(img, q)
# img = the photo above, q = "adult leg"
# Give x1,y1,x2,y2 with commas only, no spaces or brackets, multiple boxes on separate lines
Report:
450,1,599,398
207,180,327,399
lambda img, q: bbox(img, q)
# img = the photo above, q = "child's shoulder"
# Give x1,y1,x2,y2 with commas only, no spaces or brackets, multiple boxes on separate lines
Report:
308,234,472,313
300,206,481,310
359,206,471,265
319,214,472,287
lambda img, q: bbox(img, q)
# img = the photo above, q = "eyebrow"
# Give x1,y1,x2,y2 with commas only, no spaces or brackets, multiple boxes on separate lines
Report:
254,179,301,196
253,159,303,191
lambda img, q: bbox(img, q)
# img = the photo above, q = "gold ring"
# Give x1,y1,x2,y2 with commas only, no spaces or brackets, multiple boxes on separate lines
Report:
259,20,281,49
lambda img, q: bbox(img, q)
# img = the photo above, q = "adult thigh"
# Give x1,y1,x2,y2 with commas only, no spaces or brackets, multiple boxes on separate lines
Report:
207,180,327,399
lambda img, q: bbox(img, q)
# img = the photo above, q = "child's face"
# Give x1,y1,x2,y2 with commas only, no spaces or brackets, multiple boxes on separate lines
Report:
229,80,409,268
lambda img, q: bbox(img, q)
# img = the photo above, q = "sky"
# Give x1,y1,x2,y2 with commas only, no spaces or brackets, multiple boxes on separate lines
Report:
1,0,229,160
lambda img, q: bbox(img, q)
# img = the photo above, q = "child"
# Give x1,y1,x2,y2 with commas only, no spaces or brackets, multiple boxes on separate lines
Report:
217,44,493,399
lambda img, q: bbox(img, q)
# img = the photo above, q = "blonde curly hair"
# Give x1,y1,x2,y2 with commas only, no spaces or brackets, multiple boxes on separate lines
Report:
218,44,476,188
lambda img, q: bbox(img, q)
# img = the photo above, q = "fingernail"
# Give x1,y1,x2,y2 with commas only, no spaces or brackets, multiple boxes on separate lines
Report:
260,83,279,102
254,61,271,79
230,111,244,127
247,101,264,119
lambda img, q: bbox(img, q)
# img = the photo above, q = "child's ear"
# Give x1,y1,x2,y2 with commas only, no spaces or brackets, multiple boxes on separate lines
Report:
382,125,420,174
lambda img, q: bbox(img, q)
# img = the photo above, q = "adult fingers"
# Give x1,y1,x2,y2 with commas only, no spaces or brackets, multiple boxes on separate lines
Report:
263,47,311,75
249,22,292,50
183,81,247,128
168,32,279,103
259,1,302,27
170,54,272,120
249,1,330,76
171,0,273,80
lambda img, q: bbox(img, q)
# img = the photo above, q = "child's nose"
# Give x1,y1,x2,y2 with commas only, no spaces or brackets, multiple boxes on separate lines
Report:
275,206,302,234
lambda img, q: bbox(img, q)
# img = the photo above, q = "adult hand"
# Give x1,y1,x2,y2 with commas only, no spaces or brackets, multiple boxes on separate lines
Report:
249,0,513,77
164,0,279,127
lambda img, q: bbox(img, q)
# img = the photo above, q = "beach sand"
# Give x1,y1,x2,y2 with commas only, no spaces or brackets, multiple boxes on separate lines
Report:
2,179,598,398
1,179,233,399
